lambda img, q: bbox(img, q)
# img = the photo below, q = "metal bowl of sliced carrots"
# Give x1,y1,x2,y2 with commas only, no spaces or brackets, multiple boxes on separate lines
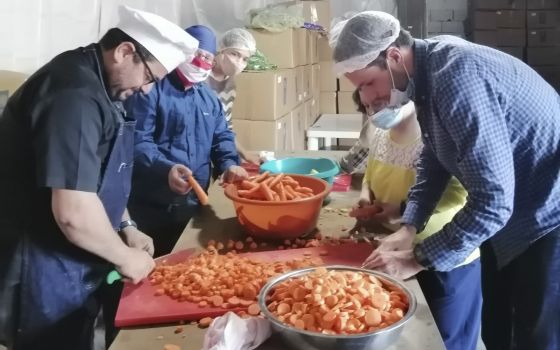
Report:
224,173,330,239
258,266,417,350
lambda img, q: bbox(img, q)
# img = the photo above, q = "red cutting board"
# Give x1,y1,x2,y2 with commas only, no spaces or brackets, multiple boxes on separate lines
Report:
115,243,375,327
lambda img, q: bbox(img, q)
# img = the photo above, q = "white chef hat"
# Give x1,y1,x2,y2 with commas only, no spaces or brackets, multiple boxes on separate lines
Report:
117,5,199,72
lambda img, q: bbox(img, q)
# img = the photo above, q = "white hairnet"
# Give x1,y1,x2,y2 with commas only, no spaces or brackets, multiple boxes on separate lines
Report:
219,28,257,55
331,11,400,75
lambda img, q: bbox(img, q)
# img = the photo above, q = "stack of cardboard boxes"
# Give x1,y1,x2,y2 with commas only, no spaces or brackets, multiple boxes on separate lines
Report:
317,35,361,115
232,0,331,151
467,0,560,90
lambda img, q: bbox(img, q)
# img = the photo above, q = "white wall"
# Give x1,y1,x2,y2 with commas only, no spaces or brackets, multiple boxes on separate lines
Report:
0,0,397,74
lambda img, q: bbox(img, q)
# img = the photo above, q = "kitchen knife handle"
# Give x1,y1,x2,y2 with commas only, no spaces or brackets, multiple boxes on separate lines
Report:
106,269,122,285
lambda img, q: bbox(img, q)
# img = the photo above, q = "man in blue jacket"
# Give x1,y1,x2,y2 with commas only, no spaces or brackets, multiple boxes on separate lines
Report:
125,25,247,257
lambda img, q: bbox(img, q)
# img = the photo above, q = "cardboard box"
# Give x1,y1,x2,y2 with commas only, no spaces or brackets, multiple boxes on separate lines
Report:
337,91,360,114
296,28,309,66
471,10,526,29
308,31,319,64
498,46,525,60
527,0,560,9
290,103,306,150
248,28,307,68
338,76,355,92
527,47,560,65
527,10,560,28
528,29,560,46
471,0,526,10
303,65,312,100
472,29,526,47
311,64,320,97
318,35,333,61
304,97,319,128
233,69,296,121
319,91,337,114
232,114,292,151
319,61,337,91
295,66,305,104
301,0,331,30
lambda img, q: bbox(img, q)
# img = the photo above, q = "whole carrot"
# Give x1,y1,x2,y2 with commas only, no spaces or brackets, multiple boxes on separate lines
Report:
187,175,209,205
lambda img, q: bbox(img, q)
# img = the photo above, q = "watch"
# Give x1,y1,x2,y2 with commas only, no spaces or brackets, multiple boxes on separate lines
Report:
118,219,137,232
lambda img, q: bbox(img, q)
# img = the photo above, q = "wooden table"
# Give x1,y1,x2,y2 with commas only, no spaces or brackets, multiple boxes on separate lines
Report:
110,151,445,350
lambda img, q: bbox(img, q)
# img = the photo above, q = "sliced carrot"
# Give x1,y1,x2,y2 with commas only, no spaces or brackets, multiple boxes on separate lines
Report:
248,303,261,316
198,317,213,328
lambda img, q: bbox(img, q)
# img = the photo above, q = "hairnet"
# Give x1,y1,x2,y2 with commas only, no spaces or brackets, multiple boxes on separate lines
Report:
331,11,400,75
219,28,257,55
185,25,217,55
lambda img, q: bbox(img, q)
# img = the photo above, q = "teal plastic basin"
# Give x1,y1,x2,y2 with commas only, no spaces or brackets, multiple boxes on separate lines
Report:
260,157,340,185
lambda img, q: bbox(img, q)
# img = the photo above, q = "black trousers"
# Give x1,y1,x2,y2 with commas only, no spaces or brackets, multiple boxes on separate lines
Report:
480,227,560,350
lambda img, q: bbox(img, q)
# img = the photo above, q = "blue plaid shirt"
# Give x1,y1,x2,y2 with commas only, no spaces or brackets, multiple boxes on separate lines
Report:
403,37,560,270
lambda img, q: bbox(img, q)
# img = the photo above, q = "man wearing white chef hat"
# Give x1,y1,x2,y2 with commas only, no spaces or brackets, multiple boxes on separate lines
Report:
0,6,197,350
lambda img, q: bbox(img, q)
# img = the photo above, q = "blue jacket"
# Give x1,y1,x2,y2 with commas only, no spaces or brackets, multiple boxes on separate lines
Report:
125,72,239,207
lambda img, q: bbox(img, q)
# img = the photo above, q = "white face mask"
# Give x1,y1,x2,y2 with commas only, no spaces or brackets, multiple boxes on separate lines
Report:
369,60,414,130
216,52,246,77
177,56,212,85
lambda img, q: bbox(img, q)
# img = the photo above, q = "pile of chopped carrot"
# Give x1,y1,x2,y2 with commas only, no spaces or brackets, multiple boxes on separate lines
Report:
235,172,315,201
148,248,324,313
266,267,409,335
205,232,359,255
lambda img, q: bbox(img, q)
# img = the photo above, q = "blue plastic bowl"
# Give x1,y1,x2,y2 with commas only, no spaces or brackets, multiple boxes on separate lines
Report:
260,157,340,185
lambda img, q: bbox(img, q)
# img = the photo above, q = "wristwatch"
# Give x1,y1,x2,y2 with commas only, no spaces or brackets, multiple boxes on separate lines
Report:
118,219,137,233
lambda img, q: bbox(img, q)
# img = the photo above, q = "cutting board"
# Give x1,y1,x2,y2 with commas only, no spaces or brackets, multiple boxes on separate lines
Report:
115,242,375,327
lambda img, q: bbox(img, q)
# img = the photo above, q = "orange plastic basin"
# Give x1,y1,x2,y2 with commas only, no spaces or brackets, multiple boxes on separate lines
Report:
224,174,330,239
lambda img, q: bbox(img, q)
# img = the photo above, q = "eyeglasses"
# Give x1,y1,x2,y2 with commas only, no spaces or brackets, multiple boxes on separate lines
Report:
135,50,157,85
196,50,214,65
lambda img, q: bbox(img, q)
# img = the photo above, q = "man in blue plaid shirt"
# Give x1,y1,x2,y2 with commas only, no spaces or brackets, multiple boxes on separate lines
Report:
331,11,560,350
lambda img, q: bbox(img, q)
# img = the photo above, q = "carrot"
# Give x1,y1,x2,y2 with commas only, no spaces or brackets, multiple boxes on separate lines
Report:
268,173,284,188
284,185,302,199
187,175,209,205
295,186,314,194
278,182,287,201
259,183,275,201
240,180,259,190
252,171,270,183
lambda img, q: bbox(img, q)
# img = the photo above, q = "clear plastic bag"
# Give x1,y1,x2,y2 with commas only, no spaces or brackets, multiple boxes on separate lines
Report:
244,49,278,71
247,2,304,33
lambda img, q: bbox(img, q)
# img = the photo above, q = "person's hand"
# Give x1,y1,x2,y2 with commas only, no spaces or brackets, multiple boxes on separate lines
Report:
242,152,262,165
362,249,425,280
168,164,192,195
222,165,249,184
371,200,401,224
349,203,380,221
120,226,154,257
362,225,416,268
116,248,156,284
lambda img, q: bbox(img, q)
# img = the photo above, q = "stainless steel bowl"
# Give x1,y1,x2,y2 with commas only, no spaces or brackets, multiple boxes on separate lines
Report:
258,265,417,350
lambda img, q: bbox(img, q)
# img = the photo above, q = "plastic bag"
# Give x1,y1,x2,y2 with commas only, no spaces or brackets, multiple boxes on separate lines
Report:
244,49,277,71
248,2,304,32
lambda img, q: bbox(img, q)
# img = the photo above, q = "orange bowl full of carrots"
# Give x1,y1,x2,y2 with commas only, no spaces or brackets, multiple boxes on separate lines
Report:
224,173,330,239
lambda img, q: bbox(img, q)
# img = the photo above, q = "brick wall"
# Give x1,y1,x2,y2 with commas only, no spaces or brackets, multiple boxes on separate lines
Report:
427,0,467,38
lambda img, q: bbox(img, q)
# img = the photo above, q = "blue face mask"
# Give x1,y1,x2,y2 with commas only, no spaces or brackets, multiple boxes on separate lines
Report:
369,60,414,130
